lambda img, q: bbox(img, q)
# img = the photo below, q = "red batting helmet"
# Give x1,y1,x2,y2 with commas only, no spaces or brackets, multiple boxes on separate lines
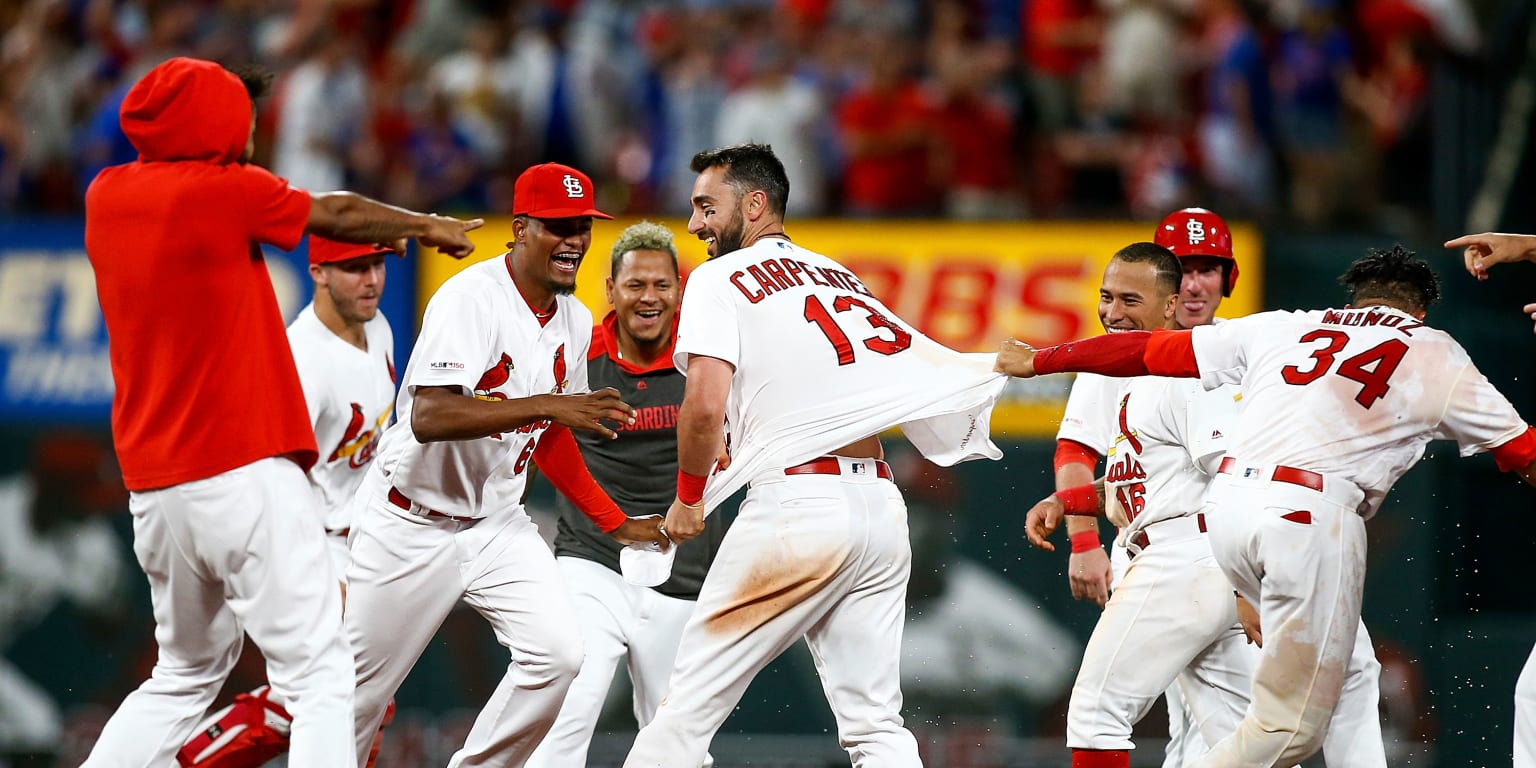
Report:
1154,207,1239,296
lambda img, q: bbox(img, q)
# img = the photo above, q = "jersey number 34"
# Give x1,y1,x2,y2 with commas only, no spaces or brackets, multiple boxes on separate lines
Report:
803,294,914,365
1280,330,1408,409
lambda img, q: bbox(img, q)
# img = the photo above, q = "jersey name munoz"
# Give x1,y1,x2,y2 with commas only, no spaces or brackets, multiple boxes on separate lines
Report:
1191,306,1529,516
1104,377,1238,539
674,239,1007,513
287,305,396,533
372,256,592,518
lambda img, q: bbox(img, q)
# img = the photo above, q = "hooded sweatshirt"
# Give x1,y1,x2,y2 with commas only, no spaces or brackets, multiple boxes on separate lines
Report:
85,57,317,490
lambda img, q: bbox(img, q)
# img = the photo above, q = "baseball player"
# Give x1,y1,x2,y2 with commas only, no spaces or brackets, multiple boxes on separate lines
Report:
1029,243,1387,768
1002,245,1536,767
623,143,1008,768
526,221,728,768
1054,209,1236,767
81,56,478,768
343,162,668,768
1445,229,1536,765
176,236,400,768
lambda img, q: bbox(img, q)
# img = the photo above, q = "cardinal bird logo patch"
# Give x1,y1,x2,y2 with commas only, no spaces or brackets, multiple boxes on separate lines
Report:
551,344,568,393
475,353,515,400
328,402,392,468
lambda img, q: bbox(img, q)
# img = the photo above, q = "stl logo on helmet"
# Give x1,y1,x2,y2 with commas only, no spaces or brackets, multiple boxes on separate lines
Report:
1185,218,1207,245
562,175,584,198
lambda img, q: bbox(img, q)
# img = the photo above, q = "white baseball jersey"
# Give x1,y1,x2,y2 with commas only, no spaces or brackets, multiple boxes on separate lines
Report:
674,238,1007,512
287,306,396,534
1057,372,1124,455
370,255,592,517
1104,377,1238,538
1192,306,1531,516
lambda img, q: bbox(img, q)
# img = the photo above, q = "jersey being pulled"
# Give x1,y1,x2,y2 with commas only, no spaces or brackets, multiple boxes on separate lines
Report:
1105,376,1238,540
1192,306,1530,516
369,255,591,518
287,305,396,533
552,314,726,599
674,238,1007,514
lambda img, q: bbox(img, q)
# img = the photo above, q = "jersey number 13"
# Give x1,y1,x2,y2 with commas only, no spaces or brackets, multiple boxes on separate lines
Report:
803,294,914,365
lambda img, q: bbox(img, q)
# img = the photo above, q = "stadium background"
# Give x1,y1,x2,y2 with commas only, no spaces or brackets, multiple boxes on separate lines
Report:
2,0,1536,765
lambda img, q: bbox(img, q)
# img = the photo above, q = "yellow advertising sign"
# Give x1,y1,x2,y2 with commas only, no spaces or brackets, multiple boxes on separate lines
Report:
418,218,1263,437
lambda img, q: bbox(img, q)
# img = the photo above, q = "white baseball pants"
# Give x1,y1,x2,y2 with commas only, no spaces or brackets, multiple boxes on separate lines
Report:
344,477,583,768
624,460,921,767
1192,467,1369,768
1068,518,1257,756
1516,645,1536,767
525,557,702,768
81,457,354,768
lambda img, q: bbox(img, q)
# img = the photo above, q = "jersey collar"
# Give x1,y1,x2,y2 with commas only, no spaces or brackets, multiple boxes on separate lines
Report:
593,311,678,374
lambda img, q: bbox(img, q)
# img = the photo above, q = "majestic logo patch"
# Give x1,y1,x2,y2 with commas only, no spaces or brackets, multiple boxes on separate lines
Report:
562,174,584,198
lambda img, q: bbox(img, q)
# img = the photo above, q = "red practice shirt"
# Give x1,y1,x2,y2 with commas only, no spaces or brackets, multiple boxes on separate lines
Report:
85,57,317,490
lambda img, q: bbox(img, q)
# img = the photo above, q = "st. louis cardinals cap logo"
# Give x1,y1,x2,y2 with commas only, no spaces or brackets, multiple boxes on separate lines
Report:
562,174,584,198
1185,218,1207,245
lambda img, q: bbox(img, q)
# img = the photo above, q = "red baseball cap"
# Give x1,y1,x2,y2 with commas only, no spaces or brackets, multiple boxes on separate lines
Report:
308,236,397,266
513,163,613,220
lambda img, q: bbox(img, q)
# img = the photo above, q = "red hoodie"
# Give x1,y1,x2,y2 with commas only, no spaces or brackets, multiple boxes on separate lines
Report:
85,57,316,490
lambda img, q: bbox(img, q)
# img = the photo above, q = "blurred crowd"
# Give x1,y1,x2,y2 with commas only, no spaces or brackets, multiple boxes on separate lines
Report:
0,0,1480,227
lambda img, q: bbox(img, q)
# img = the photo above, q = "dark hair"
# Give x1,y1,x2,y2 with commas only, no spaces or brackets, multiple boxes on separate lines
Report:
1338,244,1441,312
689,143,790,217
1112,242,1182,297
224,64,274,100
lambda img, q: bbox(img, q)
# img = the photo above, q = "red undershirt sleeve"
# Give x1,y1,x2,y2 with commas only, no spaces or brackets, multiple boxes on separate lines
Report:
1144,329,1200,377
1491,426,1536,473
532,425,627,532
1054,439,1101,472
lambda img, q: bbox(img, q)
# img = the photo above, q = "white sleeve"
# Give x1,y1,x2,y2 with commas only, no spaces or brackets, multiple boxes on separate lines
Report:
674,266,740,372
1183,383,1238,476
1191,314,1261,390
1057,373,1117,455
1435,361,1531,457
407,285,495,394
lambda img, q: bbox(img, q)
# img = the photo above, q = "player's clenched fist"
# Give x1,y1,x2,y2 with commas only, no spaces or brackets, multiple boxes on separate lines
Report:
546,387,636,439
420,214,486,259
995,338,1039,378
609,514,670,549
662,497,706,544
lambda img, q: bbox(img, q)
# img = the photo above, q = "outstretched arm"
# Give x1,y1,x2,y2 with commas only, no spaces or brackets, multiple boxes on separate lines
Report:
996,329,1200,379
666,355,735,544
308,191,484,259
1445,232,1536,280
411,386,634,443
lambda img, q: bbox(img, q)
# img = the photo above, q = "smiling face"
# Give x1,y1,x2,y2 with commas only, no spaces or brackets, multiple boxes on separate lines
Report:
515,215,594,295
1176,256,1227,328
313,253,387,324
1099,259,1177,332
687,166,747,259
607,249,680,352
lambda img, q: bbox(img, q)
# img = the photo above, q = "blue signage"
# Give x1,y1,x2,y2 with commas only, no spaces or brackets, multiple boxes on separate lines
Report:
0,219,417,423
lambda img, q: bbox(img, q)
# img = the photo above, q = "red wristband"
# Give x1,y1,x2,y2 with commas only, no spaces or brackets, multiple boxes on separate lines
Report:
1053,484,1099,516
676,470,707,506
1069,530,1102,554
